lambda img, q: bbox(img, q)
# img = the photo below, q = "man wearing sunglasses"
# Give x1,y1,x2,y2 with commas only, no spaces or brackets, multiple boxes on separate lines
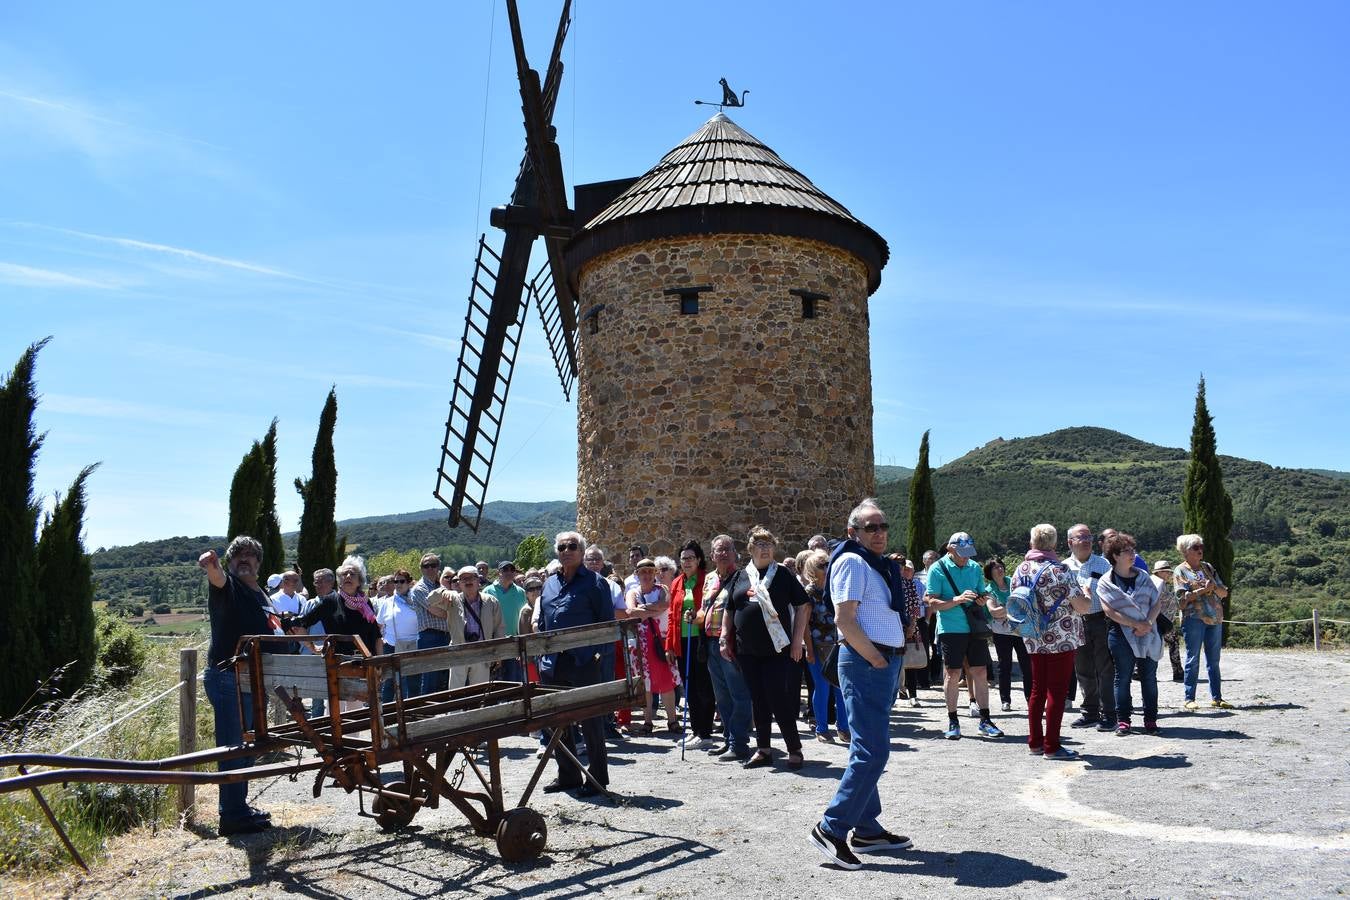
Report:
534,531,616,796
810,499,913,869
411,552,451,696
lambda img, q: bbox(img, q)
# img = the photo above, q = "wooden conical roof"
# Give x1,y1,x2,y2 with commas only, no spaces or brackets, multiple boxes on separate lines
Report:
565,113,888,293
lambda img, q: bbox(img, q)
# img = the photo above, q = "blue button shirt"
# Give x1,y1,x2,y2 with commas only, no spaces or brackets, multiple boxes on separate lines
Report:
538,567,616,676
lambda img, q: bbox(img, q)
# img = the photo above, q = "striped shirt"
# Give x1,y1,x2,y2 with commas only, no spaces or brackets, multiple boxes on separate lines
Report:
410,575,449,632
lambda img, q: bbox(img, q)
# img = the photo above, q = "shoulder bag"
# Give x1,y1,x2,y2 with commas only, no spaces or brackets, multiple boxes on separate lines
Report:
941,563,993,636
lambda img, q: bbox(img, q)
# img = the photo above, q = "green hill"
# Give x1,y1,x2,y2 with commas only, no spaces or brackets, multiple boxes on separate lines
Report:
92,514,528,615
875,427,1349,647
874,464,914,484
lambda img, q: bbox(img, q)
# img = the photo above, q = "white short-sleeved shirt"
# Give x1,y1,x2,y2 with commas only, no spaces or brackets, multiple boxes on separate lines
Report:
830,553,905,646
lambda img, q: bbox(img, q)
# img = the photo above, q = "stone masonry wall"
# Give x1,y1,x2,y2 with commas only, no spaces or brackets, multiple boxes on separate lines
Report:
574,233,877,560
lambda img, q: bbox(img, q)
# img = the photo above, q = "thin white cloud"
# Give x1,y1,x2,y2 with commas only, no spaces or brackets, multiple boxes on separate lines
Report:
41,393,255,429
9,222,316,283
0,88,225,151
0,261,118,289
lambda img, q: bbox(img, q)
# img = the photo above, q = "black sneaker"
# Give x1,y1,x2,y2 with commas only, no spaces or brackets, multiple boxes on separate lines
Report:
810,823,863,870
849,829,913,853
1069,714,1098,729
1096,720,1116,733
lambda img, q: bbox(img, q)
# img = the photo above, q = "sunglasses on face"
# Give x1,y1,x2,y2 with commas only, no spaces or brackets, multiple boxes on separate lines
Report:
422,562,439,569
392,579,409,585
860,522,889,533
556,542,580,552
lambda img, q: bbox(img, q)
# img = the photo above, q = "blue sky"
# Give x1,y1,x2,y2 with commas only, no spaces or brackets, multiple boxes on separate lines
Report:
3,1,1347,549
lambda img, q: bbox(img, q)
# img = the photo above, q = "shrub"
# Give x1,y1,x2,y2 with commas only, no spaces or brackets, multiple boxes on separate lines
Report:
94,610,147,689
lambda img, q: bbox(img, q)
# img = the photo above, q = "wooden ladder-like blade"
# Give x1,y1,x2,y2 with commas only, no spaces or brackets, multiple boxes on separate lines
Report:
433,235,530,532
528,260,577,402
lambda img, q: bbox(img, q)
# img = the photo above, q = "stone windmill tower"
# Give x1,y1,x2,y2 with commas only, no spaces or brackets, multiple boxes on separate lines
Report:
564,112,889,555
429,4,888,556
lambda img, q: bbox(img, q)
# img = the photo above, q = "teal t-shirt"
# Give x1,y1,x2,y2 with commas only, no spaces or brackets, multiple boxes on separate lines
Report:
926,556,985,635
484,582,528,637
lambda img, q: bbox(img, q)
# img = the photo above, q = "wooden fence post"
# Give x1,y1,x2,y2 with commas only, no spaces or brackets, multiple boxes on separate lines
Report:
178,647,197,823
1312,609,1321,652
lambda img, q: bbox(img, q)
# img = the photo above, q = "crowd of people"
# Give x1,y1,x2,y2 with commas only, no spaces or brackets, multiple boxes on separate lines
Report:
200,504,1232,867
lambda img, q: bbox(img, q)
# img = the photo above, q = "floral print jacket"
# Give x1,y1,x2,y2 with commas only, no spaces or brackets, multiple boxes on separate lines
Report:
1012,558,1085,655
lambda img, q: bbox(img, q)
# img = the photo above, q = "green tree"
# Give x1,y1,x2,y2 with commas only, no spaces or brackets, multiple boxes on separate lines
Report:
226,419,285,575
907,429,936,562
1181,376,1235,641
36,464,100,698
514,533,549,571
226,440,266,549
295,388,342,594
258,419,285,576
0,338,49,718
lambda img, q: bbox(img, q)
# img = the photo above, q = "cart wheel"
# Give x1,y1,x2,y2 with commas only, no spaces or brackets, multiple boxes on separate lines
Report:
374,780,417,832
496,807,547,861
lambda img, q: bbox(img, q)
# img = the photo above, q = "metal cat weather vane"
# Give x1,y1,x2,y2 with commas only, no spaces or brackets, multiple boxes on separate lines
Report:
694,77,748,110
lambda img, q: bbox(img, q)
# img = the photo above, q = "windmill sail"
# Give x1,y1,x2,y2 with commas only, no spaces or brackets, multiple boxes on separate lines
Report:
434,0,576,532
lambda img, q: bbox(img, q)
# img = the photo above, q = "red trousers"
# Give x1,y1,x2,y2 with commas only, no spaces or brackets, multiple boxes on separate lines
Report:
1028,650,1075,754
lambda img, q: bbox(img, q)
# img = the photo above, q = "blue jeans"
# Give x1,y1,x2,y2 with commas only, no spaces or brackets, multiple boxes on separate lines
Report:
807,657,849,735
416,629,450,696
380,643,419,704
1182,616,1223,701
704,637,752,756
203,666,254,821
1107,627,1158,724
821,644,901,840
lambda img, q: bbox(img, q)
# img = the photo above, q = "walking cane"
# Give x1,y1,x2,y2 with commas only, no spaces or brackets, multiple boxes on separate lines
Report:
681,626,692,760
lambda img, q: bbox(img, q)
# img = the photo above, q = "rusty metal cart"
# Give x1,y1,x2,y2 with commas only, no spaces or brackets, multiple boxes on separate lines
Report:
0,619,643,865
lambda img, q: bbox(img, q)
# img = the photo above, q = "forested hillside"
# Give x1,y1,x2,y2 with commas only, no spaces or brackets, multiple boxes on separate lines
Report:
875,427,1349,646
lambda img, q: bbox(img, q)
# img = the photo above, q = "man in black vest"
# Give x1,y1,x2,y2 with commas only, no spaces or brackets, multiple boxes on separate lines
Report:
536,530,616,796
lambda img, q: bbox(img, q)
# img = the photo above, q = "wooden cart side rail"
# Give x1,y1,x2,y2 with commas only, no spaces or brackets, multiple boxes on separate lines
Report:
521,621,623,658
0,757,325,794
235,668,370,702
0,741,283,774
389,679,632,745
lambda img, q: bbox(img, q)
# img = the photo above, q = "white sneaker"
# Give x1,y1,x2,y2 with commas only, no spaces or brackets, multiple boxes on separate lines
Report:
968,701,979,719
909,695,920,708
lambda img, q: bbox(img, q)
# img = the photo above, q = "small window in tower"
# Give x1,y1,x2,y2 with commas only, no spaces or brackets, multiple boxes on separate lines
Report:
581,303,605,335
790,289,829,320
664,284,714,316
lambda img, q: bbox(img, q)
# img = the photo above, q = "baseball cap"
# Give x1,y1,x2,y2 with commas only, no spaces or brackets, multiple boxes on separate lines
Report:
497,560,517,572
266,573,283,590
947,532,978,558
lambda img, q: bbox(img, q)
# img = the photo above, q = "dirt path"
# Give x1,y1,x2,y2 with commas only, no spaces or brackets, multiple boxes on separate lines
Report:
9,648,1349,899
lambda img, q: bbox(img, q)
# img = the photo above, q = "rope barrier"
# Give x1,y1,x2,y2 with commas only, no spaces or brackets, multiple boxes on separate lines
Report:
52,637,211,757
1227,618,1315,626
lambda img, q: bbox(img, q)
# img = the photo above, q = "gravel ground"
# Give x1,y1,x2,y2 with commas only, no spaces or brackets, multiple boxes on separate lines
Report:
8,648,1349,899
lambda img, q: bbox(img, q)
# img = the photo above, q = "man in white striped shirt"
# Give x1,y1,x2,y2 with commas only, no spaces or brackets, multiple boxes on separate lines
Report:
810,498,914,870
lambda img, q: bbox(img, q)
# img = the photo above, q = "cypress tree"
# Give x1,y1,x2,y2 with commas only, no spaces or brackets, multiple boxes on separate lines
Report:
295,388,340,595
0,338,49,717
36,464,100,697
227,440,266,549
1181,376,1235,642
258,419,285,576
907,429,936,563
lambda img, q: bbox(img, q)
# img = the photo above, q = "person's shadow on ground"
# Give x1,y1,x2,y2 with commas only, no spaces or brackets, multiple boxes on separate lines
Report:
826,848,1067,887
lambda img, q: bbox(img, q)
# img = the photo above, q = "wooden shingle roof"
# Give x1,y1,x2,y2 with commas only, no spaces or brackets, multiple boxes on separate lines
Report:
565,113,888,294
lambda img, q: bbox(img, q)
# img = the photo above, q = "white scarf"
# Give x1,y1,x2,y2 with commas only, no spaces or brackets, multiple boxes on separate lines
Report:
745,561,791,653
